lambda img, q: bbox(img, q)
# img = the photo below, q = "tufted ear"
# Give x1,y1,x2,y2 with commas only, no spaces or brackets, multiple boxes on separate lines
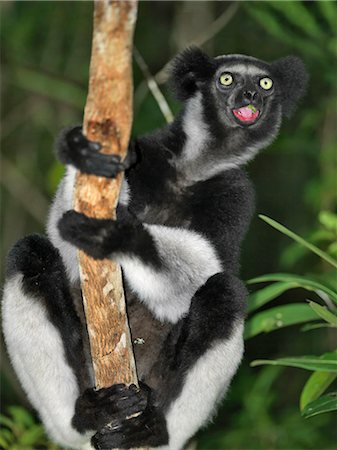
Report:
169,47,216,101
270,56,309,118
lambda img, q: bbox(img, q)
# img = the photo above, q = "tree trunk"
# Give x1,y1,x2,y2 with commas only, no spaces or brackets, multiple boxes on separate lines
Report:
74,0,138,391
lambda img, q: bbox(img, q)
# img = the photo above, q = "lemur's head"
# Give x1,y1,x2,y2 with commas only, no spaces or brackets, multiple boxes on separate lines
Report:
170,47,308,157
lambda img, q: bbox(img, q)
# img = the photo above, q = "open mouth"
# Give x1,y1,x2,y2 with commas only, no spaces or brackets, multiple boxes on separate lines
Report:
232,105,260,125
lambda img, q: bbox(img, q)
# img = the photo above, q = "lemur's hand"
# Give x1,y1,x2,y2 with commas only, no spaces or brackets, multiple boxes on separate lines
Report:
56,126,134,178
72,382,168,449
58,207,142,260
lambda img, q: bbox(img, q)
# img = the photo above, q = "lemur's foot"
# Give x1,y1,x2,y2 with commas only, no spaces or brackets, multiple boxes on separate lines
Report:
90,384,169,450
6,234,64,284
72,383,149,434
58,208,141,259
57,126,132,178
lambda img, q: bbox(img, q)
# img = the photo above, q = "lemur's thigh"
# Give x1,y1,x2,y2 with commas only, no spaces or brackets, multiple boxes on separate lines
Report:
155,273,246,450
2,234,90,449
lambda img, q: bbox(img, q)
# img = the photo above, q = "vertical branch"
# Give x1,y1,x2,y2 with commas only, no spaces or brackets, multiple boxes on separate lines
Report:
74,0,138,390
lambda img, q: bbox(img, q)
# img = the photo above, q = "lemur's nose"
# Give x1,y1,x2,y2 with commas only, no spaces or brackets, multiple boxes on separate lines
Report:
243,90,258,101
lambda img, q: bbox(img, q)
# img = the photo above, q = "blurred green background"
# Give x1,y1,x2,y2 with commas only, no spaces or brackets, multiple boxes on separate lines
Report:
1,1,336,449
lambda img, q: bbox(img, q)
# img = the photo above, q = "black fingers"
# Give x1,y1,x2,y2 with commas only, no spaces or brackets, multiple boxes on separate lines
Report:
56,126,126,178
58,208,162,267
72,383,149,434
58,210,120,259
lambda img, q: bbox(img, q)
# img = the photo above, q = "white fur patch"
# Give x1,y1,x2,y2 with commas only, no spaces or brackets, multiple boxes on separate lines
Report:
119,177,130,205
47,166,80,283
181,92,210,164
118,225,222,323
162,322,244,450
2,275,93,449
219,63,268,77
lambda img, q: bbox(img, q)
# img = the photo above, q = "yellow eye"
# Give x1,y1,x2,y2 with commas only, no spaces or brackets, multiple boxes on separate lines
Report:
219,73,233,86
260,77,273,90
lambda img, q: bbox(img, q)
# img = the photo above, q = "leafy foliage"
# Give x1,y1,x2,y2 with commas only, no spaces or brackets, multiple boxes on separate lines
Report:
247,216,337,420
0,406,62,449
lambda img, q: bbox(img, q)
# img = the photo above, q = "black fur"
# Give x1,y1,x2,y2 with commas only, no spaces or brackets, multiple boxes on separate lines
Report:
72,383,149,433
169,46,217,100
6,235,89,389
270,56,309,117
58,207,162,267
89,383,168,449
57,126,137,178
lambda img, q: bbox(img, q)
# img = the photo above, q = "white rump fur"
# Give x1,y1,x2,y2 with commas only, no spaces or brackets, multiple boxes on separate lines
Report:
2,275,94,449
161,322,244,450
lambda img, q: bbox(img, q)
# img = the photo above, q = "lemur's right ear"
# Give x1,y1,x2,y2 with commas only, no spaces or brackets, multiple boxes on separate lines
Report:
169,47,216,101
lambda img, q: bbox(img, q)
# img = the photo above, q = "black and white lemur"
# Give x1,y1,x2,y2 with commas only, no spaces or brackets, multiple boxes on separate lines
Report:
2,48,308,450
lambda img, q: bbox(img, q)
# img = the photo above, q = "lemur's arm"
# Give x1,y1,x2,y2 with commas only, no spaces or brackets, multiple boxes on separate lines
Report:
59,207,222,323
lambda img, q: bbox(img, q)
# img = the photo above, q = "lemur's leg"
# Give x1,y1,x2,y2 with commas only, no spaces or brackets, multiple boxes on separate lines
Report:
3,235,163,450
91,273,246,450
160,272,246,450
59,208,222,323
2,235,92,449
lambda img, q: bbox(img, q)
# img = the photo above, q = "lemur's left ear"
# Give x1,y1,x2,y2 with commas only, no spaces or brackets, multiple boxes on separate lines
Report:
169,47,216,101
270,56,309,118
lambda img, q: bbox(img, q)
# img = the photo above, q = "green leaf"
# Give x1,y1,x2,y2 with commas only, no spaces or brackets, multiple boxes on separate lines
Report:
251,350,337,372
259,215,337,269
0,428,14,447
316,1,337,33
0,435,9,449
8,406,35,428
244,304,319,339
301,322,335,332
319,210,337,233
244,4,322,59
248,281,306,313
247,273,337,305
300,371,337,410
308,301,337,326
12,67,85,109
18,424,45,445
0,414,15,430
302,393,337,418
268,2,323,40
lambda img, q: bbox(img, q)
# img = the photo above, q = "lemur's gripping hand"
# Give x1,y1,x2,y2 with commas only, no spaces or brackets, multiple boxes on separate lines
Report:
72,383,168,449
58,207,142,260
57,126,136,178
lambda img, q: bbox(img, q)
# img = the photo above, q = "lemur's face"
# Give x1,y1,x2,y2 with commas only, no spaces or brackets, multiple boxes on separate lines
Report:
214,57,276,128
171,48,308,141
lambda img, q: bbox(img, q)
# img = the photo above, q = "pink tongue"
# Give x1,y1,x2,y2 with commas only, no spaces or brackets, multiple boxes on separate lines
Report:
233,106,259,122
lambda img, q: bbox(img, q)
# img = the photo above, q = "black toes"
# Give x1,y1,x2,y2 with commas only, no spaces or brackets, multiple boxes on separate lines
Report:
6,234,63,279
91,402,169,449
72,383,149,434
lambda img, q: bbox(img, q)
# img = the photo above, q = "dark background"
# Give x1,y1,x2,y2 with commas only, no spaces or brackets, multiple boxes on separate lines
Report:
1,1,336,449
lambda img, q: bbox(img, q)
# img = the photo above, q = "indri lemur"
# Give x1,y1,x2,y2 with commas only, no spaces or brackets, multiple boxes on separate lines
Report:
3,48,308,450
